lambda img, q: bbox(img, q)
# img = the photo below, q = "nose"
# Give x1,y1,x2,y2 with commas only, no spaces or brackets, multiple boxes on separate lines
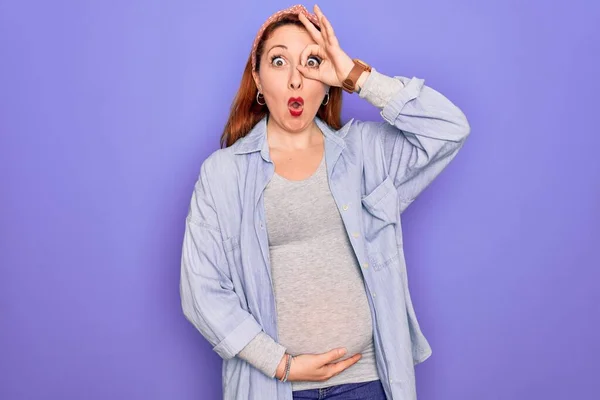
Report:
288,64,302,90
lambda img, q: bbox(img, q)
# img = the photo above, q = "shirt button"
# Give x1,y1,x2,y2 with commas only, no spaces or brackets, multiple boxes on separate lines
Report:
260,221,264,229
372,292,376,297
362,262,369,269
342,204,349,211
389,378,394,383
351,232,360,238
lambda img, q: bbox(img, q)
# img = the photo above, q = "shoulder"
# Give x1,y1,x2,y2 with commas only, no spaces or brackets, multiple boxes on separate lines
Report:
190,145,240,197
199,146,236,176
342,118,387,148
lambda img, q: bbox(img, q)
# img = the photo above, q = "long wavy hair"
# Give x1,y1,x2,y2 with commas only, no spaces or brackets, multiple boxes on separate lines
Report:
220,14,343,149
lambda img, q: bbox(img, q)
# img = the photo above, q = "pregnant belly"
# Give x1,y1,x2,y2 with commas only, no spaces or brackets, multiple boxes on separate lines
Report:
269,235,376,359
274,281,375,358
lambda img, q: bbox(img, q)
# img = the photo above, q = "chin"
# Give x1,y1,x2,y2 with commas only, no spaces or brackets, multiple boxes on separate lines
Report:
286,110,316,123
270,108,317,132
288,117,311,130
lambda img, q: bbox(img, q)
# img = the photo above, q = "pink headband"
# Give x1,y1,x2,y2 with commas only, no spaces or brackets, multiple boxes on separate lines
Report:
251,4,321,72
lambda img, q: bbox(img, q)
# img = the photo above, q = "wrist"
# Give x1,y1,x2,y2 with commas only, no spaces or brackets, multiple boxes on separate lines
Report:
275,353,288,380
341,58,355,84
341,58,372,94
355,70,371,93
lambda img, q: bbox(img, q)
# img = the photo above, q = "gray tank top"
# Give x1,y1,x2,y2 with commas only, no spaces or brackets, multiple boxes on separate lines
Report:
263,152,380,391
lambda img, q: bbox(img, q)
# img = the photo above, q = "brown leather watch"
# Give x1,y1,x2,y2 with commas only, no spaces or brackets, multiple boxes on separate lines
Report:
342,58,372,93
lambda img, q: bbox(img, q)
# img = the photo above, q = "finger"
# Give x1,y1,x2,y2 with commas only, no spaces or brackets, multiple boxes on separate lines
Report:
320,347,347,364
321,14,340,48
299,43,327,67
298,12,324,46
327,353,363,376
296,64,320,81
314,6,334,40
313,5,331,46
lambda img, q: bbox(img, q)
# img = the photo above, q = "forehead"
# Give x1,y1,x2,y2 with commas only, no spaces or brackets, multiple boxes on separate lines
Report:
264,24,316,52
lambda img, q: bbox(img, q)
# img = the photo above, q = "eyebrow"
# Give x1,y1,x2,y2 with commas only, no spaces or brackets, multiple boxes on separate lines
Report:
267,44,287,53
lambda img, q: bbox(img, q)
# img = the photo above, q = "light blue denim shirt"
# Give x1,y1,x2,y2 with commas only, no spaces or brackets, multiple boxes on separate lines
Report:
180,69,471,400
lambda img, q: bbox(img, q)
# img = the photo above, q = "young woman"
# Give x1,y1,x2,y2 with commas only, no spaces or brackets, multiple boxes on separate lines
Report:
180,4,471,400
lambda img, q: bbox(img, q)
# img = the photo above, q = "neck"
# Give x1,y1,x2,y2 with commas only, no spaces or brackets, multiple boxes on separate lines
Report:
266,116,322,151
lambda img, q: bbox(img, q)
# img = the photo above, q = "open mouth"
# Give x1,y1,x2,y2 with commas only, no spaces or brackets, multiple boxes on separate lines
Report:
288,97,304,116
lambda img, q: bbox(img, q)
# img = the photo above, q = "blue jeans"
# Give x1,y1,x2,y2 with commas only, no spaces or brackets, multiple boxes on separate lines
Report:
292,379,387,399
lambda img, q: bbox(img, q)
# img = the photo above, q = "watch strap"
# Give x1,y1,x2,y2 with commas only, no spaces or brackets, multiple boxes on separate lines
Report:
342,59,371,93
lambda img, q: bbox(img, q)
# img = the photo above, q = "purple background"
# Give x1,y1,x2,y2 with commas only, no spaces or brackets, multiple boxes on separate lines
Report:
1,0,598,399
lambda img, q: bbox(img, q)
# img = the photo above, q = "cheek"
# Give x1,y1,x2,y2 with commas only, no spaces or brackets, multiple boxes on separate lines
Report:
306,78,326,92
306,83,327,106
260,70,286,91
262,84,286,103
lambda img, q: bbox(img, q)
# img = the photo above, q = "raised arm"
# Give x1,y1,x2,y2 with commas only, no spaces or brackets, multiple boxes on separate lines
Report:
358,68,471,213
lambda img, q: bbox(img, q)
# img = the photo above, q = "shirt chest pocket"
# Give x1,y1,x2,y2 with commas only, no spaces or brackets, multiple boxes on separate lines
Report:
361,175,401,271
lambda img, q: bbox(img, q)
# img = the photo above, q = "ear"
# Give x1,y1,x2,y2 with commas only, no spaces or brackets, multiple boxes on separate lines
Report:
252,70,261,92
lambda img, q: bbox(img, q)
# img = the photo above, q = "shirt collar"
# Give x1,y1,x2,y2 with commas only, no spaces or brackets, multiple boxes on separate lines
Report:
232,114,354,162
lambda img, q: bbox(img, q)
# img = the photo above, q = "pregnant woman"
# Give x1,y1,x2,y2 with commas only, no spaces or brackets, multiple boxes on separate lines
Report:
180,4,471,400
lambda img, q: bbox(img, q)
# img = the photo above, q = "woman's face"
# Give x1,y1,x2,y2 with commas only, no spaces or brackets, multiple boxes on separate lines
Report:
253,24,328,133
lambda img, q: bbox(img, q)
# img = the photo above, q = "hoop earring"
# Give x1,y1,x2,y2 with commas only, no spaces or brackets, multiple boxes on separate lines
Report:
322,92,330,106
256,91,266,106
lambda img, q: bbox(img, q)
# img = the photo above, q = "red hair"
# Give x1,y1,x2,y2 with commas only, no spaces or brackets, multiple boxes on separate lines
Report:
220,14,343,149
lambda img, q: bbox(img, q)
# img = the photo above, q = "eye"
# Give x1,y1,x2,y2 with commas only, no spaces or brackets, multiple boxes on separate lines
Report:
270,55,286,67
306,56,322,68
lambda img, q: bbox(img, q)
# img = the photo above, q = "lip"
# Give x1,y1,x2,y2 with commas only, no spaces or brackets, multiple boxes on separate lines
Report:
288,96,304,117
288,97,304,106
